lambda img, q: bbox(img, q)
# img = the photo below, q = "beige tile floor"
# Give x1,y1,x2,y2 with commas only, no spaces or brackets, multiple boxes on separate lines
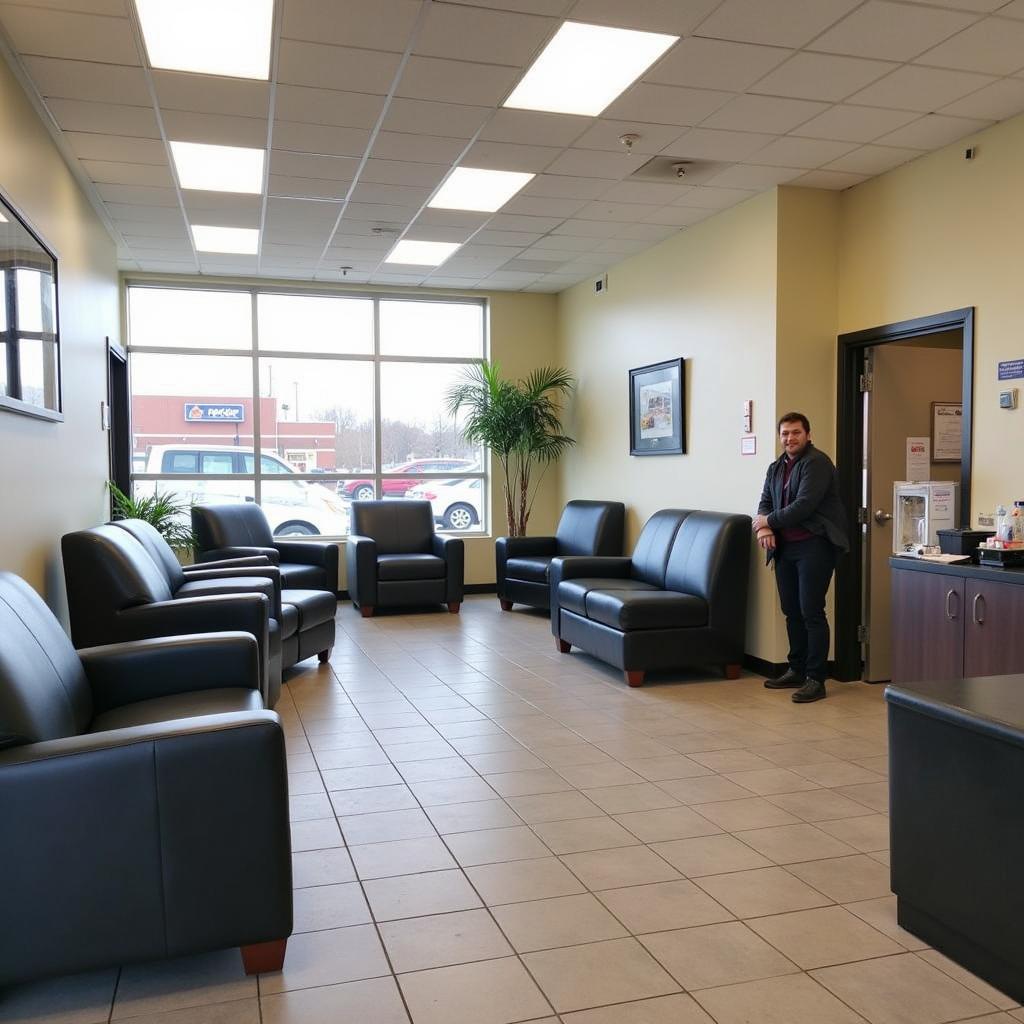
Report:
2,596,1021,1024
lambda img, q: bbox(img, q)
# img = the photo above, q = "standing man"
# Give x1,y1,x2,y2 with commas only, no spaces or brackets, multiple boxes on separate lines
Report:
753,412,848,703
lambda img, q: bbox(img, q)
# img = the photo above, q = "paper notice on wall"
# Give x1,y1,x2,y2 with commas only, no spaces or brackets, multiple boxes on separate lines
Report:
906,437,930,480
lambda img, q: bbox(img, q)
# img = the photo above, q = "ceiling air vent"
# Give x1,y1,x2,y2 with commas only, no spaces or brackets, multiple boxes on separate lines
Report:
628,156,729,185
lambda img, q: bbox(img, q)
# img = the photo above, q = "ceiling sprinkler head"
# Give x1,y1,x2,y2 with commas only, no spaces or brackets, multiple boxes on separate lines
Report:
672,162,690,179
618,133,641,155
339,265,353,277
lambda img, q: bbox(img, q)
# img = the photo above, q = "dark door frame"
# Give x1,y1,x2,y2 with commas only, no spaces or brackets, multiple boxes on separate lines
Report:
833,307,974,682
107,338,131,511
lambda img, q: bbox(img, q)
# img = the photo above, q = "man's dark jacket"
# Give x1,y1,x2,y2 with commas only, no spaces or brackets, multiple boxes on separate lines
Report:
757,443,849,559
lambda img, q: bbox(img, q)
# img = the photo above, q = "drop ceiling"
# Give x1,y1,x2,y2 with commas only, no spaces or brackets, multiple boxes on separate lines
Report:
2,0,1023,292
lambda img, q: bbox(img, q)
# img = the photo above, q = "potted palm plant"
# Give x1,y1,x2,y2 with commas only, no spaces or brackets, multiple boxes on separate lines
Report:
446,362,576,537
107,481,196,554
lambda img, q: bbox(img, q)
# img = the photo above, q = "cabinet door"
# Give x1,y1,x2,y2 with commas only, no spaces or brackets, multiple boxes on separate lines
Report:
891,570,964,683
964,580,1024,677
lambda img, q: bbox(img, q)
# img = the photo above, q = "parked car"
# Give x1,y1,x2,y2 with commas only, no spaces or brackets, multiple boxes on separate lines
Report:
407,477,482,531
138,444,348,536
338,458,477,501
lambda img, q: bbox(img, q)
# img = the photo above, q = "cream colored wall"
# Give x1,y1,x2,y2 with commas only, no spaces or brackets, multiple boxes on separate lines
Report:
838,111,1024,518
0,55,118,608
557,190,785,663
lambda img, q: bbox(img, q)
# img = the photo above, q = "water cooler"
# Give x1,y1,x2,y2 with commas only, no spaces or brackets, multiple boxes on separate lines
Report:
892,481,959,553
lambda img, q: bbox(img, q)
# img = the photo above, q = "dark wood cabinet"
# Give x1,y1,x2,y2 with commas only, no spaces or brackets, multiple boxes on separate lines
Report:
892,562,1024,682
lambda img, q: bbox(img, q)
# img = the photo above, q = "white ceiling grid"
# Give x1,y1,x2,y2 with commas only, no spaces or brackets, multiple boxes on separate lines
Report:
0,0,1022,292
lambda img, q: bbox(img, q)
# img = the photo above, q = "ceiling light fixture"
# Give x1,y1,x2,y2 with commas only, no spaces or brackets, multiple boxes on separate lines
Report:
134,0,274,80
191,225,259,254
504,21,677,117
170,141,265,194
385,240,461,267
429,167,535,213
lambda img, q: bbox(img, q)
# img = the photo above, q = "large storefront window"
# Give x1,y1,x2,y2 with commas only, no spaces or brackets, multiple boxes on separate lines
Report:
127,285,487,538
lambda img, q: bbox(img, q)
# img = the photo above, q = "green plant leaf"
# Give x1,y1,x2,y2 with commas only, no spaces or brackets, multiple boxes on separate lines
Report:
108,481,196,551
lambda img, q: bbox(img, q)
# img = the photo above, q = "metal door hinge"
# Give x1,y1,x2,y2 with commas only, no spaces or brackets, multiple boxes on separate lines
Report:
859,374,873,393
857,507,869,525
857,624,870,643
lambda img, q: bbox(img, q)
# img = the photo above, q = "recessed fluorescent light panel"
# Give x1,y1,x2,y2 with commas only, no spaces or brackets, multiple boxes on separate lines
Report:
429,167,535,213
170,141,265,194
191,225,259,254
385,240,461,267
135,0,274,79
505,21,677,117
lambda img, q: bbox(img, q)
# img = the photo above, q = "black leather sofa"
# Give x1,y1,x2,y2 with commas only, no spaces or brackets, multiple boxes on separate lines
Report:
0,572,292,986
192,503,339,592
346,500,464,616
551,509,751,686
496,500,625,612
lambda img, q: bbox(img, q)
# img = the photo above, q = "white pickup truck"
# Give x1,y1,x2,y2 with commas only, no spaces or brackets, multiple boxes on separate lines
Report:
138,444,348,536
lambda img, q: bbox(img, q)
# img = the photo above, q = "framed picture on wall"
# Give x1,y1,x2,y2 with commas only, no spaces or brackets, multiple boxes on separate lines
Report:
931,401,962,462
629,358,685,456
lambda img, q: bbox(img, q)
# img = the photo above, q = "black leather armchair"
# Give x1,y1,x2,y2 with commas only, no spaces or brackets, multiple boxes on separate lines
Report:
191,503,339,593
551,509,751,686
496,500,625,612
0,572,292,986
346,500,464,616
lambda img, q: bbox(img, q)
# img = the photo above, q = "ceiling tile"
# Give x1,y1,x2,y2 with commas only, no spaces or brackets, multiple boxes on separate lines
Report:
344,202,421,222
486,212,563,231
570,119,685,154
790,169,868,189
273,85,385,129
789,104,920,142
458,243,527,260
282,0,421,51
163,110,268,148
461,139,562,171
350,182,431,206
913,16,1024,75
420,277,486,288
667,127,778,160
597,180,691,204
648,37,791,91
46,97,160,137
269,151,360,181
872,112,992,148
184,192,263,222
483,271,543,285
11,2,130,14
66,131,167,164
810,2,978,61
371,131,469,163
479,108,590,147
901,0,1009,9
567,0,717,33
605,83,734,126
473,231,545,246
361,159,449,188
551,218,619,237
415,208,492,229
750,52,896,102
115,219,186,238
673,185,755,207
108,203,182,222
531,234,600,250
0,5,138,63
395,56,521,106
701,94,829,133
595,237,650,253
268,174,349,200
542,147,636,179
823,143,921,174
1000,0,1024,17
848,65,996,112
273,120,371,157
415,4,555,65
22,55,147,104
278,40,401,93
501,195,587,216
520,246,588,261
95,182,178,206
611,222,678,241
503,257,563,271
261,242,324,258
576,199,663,221
380,98,492,139
694,0,861,47
705,163,803,187
940,77,1024,119
524,174,610,199
267,196,342,224
153,72,270,118
399,223,476,243
81,158,174,187
746,135,858,168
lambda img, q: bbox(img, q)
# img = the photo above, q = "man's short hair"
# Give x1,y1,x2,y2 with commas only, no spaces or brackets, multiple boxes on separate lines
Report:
777,411,811,433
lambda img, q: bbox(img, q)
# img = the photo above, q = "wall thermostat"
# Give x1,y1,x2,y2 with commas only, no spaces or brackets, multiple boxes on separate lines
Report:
594,273,608,295
999,388,1018,409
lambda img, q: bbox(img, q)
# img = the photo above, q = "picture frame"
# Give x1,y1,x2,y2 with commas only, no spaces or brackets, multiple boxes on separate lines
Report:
930,401,962,462
629,357,685,456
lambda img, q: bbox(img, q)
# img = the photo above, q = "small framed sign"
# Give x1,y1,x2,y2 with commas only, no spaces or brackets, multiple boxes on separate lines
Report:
629,358,685,456
931,401,962,462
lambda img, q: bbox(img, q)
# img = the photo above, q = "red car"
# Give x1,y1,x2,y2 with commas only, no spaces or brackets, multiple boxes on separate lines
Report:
339,458,476,501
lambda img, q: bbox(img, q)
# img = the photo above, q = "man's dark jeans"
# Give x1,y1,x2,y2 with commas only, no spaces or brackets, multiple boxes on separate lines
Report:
774,535,837,683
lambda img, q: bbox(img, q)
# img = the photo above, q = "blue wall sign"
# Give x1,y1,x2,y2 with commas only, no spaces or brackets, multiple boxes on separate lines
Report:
184,403,245,422
997,359,1024,381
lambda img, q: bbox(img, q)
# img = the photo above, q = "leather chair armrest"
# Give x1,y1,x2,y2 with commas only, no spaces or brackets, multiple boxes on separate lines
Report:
183,555,272,571
433,534,465,604
276,540,339,592
495,535,556,600
199,545,280,566
176,566,283,618
345,535,378,608
549,556,633,638
79,632,261,714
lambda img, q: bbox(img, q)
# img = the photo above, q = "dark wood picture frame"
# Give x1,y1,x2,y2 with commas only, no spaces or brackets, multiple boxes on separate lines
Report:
629,357,685,456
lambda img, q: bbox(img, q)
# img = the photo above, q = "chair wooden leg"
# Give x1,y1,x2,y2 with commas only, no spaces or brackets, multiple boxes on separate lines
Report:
241,938,287,975
448,601,461,613
724,663,741,680
556,638,571,654
360,605,374,618
625,670,645,687
318,648,331,663
499,599,513,611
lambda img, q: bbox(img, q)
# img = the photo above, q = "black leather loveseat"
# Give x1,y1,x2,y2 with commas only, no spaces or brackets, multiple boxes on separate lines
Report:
551,509,751,686
496,500,625,612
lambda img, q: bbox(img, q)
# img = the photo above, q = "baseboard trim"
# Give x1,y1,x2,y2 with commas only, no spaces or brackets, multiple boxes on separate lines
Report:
742,655,842,680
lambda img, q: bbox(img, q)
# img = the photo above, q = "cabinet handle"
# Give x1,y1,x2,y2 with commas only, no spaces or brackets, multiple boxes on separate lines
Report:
973,592,986,625
945,588,958,620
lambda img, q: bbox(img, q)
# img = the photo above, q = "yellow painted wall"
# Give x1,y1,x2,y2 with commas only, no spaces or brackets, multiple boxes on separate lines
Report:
0,55,118,608
557,190,784,662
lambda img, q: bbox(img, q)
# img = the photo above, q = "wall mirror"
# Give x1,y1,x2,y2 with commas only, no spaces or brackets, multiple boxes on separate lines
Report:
0,191,61,422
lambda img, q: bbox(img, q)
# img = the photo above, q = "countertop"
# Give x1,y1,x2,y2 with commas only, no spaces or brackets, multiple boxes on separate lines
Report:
889,556,1024,586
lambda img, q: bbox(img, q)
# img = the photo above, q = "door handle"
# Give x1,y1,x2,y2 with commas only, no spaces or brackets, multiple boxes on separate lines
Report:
973,592,986,625
945,588,958,620
874,509,893,525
